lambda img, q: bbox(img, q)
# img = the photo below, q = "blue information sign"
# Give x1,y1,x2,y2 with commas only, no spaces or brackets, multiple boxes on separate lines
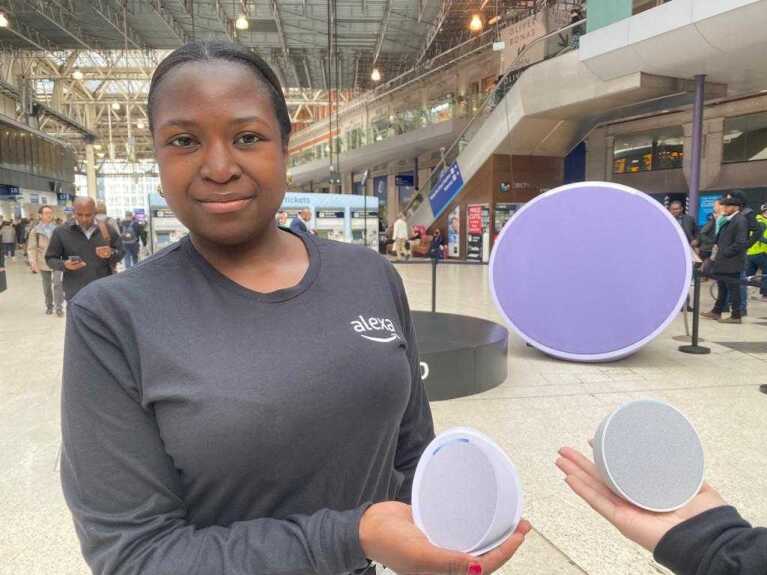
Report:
428,162,464,218
0,184,20,196
697,193,719,226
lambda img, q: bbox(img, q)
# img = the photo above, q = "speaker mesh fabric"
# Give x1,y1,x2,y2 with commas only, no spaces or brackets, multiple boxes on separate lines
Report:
417,440,498,551
602,401,704,511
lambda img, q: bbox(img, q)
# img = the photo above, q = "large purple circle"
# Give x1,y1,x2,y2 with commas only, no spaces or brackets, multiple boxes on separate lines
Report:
490,183,691,362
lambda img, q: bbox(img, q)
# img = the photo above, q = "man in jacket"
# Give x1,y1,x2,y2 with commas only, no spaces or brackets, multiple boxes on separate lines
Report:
701,196,748,324
27,205,64,316
45,196,124,302
723,190,764,315
746,203,767,301
669,201,698,245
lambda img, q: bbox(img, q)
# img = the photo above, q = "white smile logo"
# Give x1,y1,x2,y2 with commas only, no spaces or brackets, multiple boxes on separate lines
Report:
351,315,400,343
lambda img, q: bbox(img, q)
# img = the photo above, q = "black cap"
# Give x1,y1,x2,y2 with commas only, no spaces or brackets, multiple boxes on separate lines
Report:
720,196,740,207
760,203,767,213
723,190,747,207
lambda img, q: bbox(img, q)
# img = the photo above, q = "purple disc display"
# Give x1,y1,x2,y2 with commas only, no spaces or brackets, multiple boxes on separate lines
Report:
489,182,691,362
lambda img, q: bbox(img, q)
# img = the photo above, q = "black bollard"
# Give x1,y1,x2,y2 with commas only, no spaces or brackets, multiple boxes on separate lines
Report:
431,257,437,313
679,265,711,355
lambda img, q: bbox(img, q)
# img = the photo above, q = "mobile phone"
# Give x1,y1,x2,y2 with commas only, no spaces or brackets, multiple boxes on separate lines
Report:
68,255,82,262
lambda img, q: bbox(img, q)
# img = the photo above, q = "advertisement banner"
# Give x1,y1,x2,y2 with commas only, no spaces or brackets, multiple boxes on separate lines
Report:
429,161,464,219
467,204,489,262
500,12,546,72
447,205,460,258
134,208,146,223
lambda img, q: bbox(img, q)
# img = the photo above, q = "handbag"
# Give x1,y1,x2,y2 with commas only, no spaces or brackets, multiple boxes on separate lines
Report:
97,221,117,274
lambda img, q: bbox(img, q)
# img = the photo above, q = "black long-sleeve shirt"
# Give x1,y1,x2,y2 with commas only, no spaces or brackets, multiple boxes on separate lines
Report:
654,506,767,575
45,221,123,300
60,231,434,575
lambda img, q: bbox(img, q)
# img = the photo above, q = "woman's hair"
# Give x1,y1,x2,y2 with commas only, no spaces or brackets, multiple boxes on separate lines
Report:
148,41,291,145
38,205,53,214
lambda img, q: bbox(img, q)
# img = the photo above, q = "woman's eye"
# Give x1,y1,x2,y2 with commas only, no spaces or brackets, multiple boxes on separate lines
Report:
168,135,196,148
235,133,261,146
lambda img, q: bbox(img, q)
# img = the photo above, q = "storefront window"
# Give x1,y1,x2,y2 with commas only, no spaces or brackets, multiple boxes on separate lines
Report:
723,111,767,164
613,127,683,174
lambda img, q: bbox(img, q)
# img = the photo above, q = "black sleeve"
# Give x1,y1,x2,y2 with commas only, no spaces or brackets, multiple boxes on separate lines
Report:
109,224,124,266
61,302,373,575
383,261,435,503
45,228,67,271
654,506,767,575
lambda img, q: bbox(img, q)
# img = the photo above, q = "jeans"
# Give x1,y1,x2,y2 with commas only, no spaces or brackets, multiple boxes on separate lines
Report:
713,272,743,318
41,270,64,311
723,270,748,313
123,243,139,268
747,253,767,296
2,242,15,258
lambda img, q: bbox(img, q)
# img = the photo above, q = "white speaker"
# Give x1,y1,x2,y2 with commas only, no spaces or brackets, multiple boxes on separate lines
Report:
412,428,523,555
593,400,705,512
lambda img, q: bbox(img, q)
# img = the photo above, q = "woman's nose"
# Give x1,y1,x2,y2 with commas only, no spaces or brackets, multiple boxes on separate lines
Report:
199,140,242,183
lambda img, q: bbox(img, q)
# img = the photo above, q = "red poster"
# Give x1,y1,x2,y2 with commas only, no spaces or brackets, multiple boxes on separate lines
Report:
468,205,483,235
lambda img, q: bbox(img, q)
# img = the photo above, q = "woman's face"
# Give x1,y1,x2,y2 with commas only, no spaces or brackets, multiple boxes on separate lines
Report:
152,60,287,246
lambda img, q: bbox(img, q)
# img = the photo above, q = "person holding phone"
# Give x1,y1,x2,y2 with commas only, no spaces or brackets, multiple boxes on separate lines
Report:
45,196,124,302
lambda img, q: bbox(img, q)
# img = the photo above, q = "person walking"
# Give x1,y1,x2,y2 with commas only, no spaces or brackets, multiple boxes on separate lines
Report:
289,207,312,234
119,211,141,269
393,212,409,260
45,196,124,302
746,203,767,301
701,196,748,324
27,205,64,316
1,219,17,262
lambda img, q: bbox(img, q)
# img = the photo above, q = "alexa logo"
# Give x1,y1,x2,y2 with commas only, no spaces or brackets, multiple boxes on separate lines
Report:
350,315,400,343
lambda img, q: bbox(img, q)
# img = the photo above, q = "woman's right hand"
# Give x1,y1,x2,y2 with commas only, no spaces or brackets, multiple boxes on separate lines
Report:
359,501,531,575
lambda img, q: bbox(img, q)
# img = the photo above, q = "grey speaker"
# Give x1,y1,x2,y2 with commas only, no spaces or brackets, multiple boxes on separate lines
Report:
412,428,523,555
593,400,704,512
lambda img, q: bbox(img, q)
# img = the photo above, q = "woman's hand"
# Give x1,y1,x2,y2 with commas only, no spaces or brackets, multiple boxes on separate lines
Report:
359,501,531,575
556,446,726,552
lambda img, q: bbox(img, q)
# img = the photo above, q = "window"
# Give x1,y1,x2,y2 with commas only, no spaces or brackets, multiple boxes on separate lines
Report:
613,127,683,174
633,0,673,15
723,111,767,164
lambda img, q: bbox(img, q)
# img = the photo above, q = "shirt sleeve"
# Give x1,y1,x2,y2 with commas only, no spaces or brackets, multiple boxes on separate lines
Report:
45,228,67,271
61,301,372,575
383,261,435,503
26,228,38,267
653,505,767,575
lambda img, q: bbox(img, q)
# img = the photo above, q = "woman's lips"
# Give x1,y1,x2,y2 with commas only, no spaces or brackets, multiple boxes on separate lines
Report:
197,197,253,214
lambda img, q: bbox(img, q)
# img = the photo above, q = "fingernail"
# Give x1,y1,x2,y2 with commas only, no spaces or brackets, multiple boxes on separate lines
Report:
467,563,482,575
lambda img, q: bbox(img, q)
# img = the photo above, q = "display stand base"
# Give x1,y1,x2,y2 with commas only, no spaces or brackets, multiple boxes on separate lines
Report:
678,344,711,355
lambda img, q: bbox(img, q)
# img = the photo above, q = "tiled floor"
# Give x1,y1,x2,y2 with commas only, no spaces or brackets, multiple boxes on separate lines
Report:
1,256,765,575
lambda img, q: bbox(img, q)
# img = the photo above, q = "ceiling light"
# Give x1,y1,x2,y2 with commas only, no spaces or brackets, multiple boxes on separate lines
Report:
488,15,500,25
469,14,483,32
112,102,120,110
0,12,9,28
72,69,84,81
370,67,381,82
235,14,249,30
93,144,102,150
136,120,145,130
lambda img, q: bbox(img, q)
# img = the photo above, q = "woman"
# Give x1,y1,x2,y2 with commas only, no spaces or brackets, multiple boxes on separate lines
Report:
60,41,529,575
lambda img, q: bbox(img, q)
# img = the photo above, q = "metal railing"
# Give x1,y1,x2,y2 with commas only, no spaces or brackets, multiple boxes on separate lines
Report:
402,16,587,223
